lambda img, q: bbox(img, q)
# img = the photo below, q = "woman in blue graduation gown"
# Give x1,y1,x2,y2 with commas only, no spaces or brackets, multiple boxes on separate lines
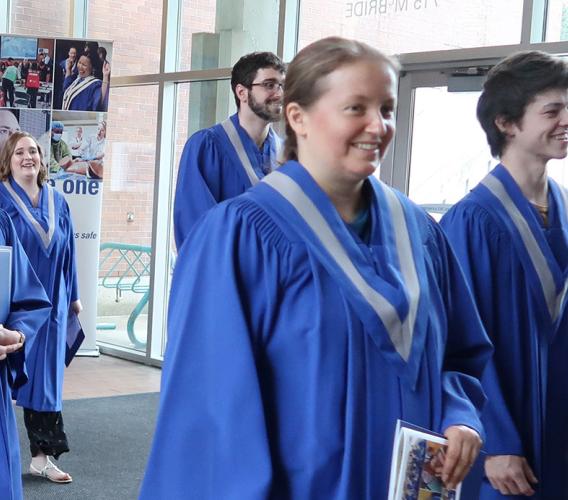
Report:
441,51,568,498
62,52,110,112
0,131,82,484
140,37,493,499
0,209,51,500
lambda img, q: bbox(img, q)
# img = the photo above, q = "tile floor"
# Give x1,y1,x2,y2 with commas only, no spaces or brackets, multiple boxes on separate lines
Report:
63,354,161,400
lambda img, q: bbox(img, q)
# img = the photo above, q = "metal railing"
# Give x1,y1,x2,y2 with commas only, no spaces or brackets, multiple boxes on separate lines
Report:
98,242,151,350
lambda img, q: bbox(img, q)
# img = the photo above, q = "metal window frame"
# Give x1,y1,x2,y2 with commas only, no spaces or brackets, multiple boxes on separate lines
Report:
71,0,88,37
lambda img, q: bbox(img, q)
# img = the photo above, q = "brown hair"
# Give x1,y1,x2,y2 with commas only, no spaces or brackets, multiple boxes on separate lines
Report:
283,37,400,162
0,131,48,187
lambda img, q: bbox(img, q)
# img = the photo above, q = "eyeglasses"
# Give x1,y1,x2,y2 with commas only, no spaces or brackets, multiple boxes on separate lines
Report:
250,80,284,92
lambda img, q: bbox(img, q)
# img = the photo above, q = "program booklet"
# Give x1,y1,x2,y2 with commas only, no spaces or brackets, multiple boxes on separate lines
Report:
388,420,461,500
0,246,12,324
65,308,85,366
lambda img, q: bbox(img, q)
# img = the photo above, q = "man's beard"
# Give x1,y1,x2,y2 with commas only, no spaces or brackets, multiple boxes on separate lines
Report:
248,91,282,123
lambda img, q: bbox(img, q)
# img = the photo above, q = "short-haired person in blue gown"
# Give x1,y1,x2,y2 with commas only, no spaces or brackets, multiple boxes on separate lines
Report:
173,51,286,248
140,37,493,499
0,132,82,484
0,211,51,500
440,51,568,498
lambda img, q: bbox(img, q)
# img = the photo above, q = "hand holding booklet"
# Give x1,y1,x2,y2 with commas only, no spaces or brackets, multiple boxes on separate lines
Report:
388,420,461,500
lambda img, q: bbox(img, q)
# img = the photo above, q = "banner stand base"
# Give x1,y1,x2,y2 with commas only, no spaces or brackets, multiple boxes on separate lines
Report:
76,347,100,357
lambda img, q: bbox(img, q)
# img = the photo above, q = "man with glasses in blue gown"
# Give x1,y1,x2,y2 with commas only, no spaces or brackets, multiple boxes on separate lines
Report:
173,52,286,249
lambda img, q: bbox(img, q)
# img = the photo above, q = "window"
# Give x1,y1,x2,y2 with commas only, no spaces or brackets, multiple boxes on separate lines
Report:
87,0,163,76
298,0,523,54
10,0,71,37
178,0,280,71
96,85,159,352
545,0,568,41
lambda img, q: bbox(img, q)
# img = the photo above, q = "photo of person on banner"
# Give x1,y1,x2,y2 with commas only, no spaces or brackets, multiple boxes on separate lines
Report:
0,109,20,153
0,108,50,158
54,39,111,112
49,111,106,180
49,120,73,174
70,125,84,159
0,36,54,110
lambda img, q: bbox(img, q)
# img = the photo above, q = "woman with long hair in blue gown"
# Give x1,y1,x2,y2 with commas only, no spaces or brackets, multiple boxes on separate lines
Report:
141,37,493,499
0,131,82,484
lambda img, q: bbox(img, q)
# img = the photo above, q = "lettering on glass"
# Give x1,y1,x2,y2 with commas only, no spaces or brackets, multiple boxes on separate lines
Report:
345,0,438,17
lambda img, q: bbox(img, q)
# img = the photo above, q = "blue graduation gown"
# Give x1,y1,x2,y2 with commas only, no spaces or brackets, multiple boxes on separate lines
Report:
141,161,492,499
0,209,51,500
173,113,282,249
440,164,568,499
0,178,79,412
62,74,107,111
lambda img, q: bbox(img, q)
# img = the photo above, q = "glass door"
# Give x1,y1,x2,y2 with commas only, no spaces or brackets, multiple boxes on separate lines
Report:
387,66,496,218
407,84,497,219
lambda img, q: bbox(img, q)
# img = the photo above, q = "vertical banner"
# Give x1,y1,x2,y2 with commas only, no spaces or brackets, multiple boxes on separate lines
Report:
0,35,112,355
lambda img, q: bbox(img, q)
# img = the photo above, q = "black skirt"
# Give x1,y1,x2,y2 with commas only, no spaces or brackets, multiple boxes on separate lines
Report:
23,409,70,459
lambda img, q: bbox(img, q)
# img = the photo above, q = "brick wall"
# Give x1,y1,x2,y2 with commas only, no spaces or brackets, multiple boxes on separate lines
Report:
10,0,70,36
87,0,163,77
100,85,158,249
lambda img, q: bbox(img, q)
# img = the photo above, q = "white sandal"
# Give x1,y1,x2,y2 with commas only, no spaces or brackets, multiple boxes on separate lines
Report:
29,457,73,483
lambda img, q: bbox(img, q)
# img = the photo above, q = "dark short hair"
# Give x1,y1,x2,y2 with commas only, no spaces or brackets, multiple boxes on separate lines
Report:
78,51,101,77
477,50,568,157
230,52,285,108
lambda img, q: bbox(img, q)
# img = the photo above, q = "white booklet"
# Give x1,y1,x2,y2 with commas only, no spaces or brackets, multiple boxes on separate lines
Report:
0,246,11,324
388,420,461,500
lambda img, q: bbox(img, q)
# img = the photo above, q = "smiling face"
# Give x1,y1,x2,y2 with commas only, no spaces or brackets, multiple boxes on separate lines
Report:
242,67,285,123
77,55,93,78
10,136,42,185
502,88,568,166
289,60,397,185
69,47,77,60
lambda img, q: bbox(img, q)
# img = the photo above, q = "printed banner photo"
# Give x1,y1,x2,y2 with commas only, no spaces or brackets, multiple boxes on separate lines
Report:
0,34,113,355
